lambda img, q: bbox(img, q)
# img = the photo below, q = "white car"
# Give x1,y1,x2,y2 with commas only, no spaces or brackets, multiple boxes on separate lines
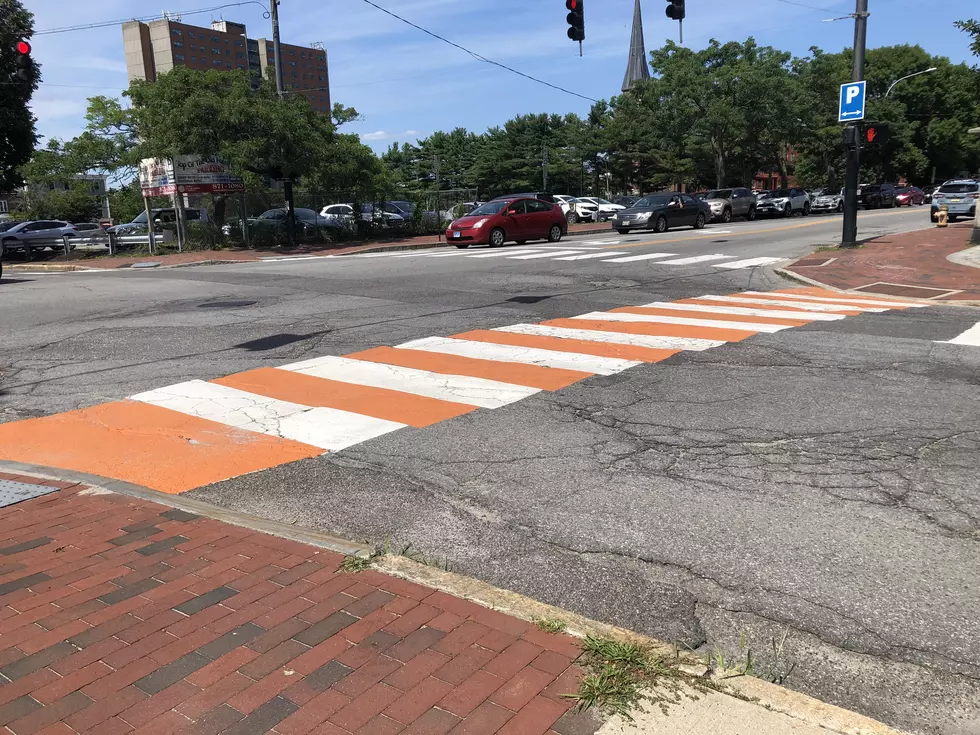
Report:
551,195,577,222
579,197,625,222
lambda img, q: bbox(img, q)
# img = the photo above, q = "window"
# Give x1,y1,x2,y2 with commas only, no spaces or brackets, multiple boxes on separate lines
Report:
526,199,550,213
292,82,298,88
191,56,196,62
212,47,221,55
289,50,295,56
226,63,232,68
174,41,184,48
188,31,195,38
237,64,245,69
211,35,219,42
175,54,185,61
172,29,182,36
225,49,231,56
0,201,8,214
291,72,297,78
506,201,527,215
236,40,243,47
214,59,222,66
318,75,324,81
290,61,297,67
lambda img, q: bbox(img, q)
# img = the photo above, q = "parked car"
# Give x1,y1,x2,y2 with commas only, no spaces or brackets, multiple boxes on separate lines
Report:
0,220,79,253
756,188,810,217
551,194,577,222
441,201,484,222
71,222,108,237
894,186,925,206
446,196,567,248
921,185,938,204
251,207,339,232
611,193,709,234
319,204,358,227
566,197,599,223
698,187,756,222
107,208,210,235
491,192,556,204
810,188,845,214
579,197,625,222
930,179,979,222
858,183,897,209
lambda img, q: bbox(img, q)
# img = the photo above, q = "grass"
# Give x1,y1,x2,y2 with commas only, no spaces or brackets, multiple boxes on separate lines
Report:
340,539,453,574
703,629,797,685
339,555,374,574
534,618,568,634
565,635,710,721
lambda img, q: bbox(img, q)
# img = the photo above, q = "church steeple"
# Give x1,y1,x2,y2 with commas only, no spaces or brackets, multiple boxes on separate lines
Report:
622,0,651,92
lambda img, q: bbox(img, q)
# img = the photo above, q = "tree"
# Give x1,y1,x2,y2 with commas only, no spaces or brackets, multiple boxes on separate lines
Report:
0,0,39,192
19,184,101,223
956,19,980,58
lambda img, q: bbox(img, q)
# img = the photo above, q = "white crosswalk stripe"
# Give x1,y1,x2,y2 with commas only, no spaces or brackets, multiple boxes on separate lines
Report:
131,380,405,451
659,254,733,265
281,355,539,409
740,291,926,308
553,252,629,261
937,322,980,346
509,250,585,260
696,294,887,312
571,311,792,333
714,257,784,269
396,336,640,375
467,249,544,258
601,252,679,263
493,323,725,350
638,302,845,321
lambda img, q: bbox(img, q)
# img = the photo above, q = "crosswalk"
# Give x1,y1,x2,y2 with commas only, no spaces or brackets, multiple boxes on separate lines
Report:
346,246,785,271
0,287,926,495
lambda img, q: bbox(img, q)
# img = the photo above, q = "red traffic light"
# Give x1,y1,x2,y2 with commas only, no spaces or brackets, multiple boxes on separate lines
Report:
16,40,31,55
565,0,577,8
866,127,877,143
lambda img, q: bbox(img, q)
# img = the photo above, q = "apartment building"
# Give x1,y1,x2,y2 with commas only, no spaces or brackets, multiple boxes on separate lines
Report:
122,18,330,115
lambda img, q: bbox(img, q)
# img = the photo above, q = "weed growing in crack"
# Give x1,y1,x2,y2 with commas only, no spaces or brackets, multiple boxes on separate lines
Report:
535,618,568,634
339,555,374,573
396,542,453,572
566,635,710,721
704,629,797,684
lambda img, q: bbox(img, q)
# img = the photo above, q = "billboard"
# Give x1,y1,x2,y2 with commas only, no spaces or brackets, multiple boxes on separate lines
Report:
139,156,245,197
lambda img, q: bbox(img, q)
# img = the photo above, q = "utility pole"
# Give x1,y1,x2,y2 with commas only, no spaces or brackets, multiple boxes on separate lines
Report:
543,146,549,191
270,0,296,246
841,0,869,248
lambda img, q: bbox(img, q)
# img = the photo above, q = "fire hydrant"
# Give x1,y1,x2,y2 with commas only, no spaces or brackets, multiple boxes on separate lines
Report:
937,205,949,227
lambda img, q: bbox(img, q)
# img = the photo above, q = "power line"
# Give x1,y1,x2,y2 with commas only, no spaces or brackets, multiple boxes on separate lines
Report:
355,0,598,103
772,0,834,11
35,1,269,36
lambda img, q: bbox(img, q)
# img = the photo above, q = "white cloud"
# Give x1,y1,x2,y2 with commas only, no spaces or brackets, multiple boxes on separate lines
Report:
360,129,424,142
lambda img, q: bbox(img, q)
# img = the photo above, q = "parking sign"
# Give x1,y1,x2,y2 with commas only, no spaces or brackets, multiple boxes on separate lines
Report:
838,81,866,123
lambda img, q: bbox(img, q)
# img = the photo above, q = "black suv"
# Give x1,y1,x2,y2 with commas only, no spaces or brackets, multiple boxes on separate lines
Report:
858,183,897,209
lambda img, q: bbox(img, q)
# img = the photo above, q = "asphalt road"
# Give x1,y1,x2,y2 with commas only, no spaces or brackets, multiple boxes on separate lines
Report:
2,207,979,734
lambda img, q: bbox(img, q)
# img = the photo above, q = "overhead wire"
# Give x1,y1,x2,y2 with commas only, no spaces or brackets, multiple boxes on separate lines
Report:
34,1,270,36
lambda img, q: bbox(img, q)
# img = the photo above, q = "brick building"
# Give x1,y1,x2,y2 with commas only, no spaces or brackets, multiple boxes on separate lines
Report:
121,18,330,115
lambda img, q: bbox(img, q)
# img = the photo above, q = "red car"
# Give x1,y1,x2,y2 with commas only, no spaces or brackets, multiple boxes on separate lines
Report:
446,197,567,249
895,186,925,206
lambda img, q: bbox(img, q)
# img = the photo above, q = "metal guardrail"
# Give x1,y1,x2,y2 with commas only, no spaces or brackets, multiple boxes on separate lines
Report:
1,230,175,260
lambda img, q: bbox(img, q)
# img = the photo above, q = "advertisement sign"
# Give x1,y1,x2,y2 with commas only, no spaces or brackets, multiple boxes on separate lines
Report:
139,156,245,197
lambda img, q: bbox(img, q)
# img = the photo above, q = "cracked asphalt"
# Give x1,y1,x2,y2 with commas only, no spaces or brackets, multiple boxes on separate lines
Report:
2,211,979,734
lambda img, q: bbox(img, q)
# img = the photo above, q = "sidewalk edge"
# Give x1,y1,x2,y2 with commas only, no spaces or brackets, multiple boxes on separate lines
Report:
0,459,909,735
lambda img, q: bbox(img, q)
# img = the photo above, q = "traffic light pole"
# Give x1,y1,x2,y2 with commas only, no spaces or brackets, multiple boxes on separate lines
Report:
269,0,296,247
841,0,868,248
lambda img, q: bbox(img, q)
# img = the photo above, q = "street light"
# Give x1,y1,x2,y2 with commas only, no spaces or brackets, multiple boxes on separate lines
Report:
885,67,937,97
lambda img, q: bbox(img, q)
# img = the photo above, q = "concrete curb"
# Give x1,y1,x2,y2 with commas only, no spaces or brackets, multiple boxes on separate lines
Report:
776,267,980,308
0,460,909,735
947,245,980,269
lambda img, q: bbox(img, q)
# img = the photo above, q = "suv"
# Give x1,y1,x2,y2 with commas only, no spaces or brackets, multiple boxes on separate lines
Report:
810,188,844,214
0,220,79,254
930,180,979,222
107,208,209,235
858,183,897,209
756,188,810,217
700,187,756,222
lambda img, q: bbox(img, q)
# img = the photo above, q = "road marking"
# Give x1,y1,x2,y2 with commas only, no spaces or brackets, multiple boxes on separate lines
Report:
346,346,590,391
509,250,584,260
456,329,685,362
391,251,446,258
215,368,475,428
397,336,640,376
553,252,629,261
131,380,406,451
570,311,791,333
714,257,784,269
491,323,724,351
658,254,733,266
637,302,845,322
580,240,621,245
281,355,539,409
747,290,926,308
466,249,543,258
543,317,758,343
428,251,469,257
539,245,603,249
938,322,980,346
351,252,399,258
696,294,886,312
601,252,678,263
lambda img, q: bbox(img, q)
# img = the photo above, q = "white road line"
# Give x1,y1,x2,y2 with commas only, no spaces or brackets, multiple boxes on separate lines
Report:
350,252,398,258
131,380,405,451
570,311,790,333
553,252,629,261
494,324,725,351
638,302,844,321
509,250,584,260
467,249,544,259
602,252,679,263
658,254,734,266
428,251,470,257
706,230,733,234
938,322,980,346
280,355,539,409
714,257,784,270
396,336,640,376
392,250,448,258
580,240,622,245
696,294,886,312
741,291,926,308
538,245,603,250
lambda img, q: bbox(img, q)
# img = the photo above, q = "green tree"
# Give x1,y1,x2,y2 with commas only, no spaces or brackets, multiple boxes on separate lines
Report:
956,19,980,57
0,0,39,191
21,184,101,223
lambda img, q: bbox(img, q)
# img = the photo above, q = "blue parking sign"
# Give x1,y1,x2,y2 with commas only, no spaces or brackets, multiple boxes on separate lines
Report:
839,81,866,122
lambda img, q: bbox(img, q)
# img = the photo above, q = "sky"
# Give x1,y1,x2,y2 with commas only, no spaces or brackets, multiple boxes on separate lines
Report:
25,0,978,154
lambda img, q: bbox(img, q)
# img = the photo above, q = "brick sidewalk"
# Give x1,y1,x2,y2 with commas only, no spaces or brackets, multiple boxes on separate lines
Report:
785,223,980,301
0,473,597,735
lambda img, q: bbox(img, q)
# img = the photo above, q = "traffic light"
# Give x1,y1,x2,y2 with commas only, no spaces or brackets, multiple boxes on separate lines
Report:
566,0,585,42
865,123,890,147
665,0,686,21
14,40,32,82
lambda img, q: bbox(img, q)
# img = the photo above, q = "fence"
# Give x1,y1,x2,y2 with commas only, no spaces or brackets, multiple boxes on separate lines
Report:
1,230,174,261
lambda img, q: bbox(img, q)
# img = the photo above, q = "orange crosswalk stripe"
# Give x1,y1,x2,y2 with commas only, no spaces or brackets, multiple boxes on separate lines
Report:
541,318,758,343
451,330,681,363
0,401,321,495
344,346,592,391
610,306,815,327
776,287,913,307
676,297,863,315
214,368,475,428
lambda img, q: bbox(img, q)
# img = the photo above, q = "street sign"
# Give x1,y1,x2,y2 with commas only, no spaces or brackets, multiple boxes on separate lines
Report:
838,81,866,123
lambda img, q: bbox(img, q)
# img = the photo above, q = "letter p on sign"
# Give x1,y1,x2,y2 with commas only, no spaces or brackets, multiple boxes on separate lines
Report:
838,81,866,122
846,86,861,103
